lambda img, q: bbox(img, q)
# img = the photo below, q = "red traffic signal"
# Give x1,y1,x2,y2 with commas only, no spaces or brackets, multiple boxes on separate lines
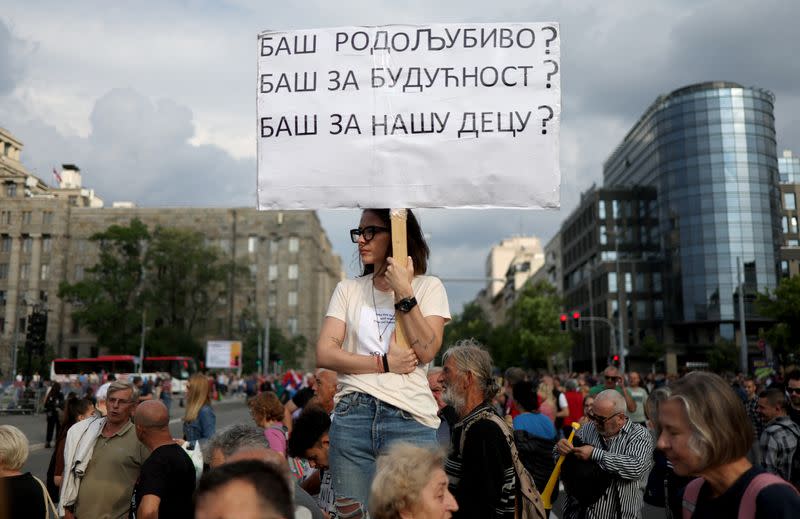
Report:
560,313,568,332
572,311,581,330
612,355,620,367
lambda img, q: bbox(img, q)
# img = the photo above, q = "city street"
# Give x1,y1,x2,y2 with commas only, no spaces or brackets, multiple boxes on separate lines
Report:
4,397,667,519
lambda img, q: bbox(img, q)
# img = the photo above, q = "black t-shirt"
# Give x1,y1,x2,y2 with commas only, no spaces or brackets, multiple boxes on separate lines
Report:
1,472,47,519
129,444,196,519
789,405,800,428
690,466,800,518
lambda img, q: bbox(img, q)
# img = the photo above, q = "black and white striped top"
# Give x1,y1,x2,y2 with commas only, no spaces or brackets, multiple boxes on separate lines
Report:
561,418,655,519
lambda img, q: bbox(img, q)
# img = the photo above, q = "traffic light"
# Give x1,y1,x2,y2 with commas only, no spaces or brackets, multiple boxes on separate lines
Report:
560,313,568,332
612,354,620,368
572,311,581,330
25,311,48,354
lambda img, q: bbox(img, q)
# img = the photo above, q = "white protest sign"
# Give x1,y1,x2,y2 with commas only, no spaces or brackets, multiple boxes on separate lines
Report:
257,23,561,209
206,340,241,369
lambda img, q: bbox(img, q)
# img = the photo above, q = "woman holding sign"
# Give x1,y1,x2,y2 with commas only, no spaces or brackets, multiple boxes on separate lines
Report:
316,208,450,515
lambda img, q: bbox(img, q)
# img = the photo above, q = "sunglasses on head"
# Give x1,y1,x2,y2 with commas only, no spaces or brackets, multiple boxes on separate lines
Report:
350,225,389,243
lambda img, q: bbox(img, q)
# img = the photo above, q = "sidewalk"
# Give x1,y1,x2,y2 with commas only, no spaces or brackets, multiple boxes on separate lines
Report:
0,394,245,452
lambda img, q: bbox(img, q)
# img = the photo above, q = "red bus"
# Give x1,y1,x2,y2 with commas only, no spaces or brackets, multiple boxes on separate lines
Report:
50,355,137,383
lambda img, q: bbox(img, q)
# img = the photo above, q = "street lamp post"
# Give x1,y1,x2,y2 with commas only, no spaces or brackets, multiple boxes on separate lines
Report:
138,240,148,373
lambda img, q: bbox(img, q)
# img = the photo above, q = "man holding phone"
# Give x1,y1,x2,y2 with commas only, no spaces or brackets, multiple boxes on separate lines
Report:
589,366,636,413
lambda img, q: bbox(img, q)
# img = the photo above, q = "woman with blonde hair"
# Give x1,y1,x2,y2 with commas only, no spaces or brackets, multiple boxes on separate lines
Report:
1,425,53,518
537,381,556,423
657,372,800,517
183,372,216,446
369,442,458,519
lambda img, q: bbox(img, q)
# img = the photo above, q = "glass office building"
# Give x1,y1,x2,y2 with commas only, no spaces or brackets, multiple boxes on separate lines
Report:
604,82,781,347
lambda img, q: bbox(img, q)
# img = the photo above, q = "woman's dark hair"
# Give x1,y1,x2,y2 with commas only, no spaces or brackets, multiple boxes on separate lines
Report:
360,209,429,276
512,381,539,413
57,396,94,442
46,382,61,402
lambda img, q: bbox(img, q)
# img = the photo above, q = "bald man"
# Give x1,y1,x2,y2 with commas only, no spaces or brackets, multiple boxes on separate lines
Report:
132,400,196,519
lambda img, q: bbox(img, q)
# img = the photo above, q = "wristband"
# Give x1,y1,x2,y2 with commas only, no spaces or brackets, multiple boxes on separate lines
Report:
382,354,390,374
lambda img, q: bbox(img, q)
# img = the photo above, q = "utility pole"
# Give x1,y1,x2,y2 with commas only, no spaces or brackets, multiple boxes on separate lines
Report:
138,240,148,373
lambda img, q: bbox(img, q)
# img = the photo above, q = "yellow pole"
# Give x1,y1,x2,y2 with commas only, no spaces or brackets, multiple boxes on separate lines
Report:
541,421,581,509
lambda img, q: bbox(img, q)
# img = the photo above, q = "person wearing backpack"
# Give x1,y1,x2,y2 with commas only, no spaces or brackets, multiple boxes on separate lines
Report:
757,388,800,485
657,372,800,518
442,341,545,519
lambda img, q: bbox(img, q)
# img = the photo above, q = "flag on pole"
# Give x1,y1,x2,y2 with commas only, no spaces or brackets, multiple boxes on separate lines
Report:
52,167,62,185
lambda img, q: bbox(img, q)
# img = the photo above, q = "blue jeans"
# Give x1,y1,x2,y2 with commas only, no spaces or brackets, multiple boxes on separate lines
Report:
329,392,437,512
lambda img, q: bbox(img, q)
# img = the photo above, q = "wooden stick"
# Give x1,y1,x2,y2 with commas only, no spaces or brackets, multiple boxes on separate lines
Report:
390,209,409,350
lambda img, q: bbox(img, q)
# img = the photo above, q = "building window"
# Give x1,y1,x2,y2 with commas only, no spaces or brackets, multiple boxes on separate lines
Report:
268,291,276,307
288,237,300,253
792,217,798,233
608,272,617,293
636,300,647,320
625,272,632,293
288,264,298,280
43,211,54,225
654,300,664,319
288,291,298,306
287,317,298,335
69,345,78,358
42,235,52,253
40,264,49,281
599,225,607,245
611,299,619,318
0,235,10,252
270,238,280,253
218,239,231,254
21,211,32,224
249,264,257,279
598,200,606,219
789,240,800,247
0,263,7,279
636,272,646,291
40,290,48,302
74,265,84,281
0,290,5,305
784,193,797,211
248,235,258,254
0,211,10,225
653,272,662,292
612,200,620,219
0,317,4,333
783,216,789,233
71,317,80,335
5,182,16,197
20,264,29,279
22,235,32,253
781,260,790,278
268,265,278,281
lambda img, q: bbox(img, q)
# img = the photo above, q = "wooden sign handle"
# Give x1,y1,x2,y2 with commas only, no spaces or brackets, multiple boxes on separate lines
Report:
390,209,410,350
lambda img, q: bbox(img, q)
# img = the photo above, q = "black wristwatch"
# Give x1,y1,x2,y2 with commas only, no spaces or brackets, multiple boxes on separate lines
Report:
394,296,418,313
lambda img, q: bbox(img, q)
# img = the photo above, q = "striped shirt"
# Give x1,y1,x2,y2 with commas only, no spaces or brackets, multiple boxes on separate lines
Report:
446,403,516,518
760,415,800,481
559,418,654,519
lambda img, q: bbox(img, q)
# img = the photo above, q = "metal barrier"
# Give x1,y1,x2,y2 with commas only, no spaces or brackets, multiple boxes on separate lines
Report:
0,386,47,415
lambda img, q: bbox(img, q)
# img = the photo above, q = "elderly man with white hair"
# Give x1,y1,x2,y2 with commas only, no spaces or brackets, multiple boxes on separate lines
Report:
555,389,654,519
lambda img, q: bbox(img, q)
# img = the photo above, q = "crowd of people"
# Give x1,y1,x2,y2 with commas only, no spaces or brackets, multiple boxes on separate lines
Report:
2,208,800,518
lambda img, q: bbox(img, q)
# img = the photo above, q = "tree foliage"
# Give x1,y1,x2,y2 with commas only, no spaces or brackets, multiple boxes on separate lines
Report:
58,219,149,354
59,219,246,358
756,275,800,359
443,280,572,371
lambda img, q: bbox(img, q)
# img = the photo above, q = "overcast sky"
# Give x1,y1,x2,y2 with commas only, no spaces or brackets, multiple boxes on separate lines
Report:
1,1,798,313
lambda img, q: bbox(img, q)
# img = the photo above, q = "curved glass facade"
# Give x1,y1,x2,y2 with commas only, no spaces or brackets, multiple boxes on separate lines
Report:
604,82,780,340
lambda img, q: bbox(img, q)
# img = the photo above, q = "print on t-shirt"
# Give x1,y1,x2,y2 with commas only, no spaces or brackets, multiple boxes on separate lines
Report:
357,306,394,356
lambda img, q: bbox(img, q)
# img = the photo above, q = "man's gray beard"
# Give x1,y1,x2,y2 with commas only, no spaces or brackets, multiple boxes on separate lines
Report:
443,385,466,416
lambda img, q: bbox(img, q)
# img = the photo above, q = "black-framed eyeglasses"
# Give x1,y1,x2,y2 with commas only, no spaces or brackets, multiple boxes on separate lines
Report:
588,411,623,426
788,387,800,394
350,226,389,243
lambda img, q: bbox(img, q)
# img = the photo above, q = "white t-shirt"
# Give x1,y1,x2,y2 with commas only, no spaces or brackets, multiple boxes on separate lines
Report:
326,274,451,428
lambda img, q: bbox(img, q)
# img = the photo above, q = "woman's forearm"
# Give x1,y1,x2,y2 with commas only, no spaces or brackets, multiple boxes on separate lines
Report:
396,311,444,364
316,317,382,374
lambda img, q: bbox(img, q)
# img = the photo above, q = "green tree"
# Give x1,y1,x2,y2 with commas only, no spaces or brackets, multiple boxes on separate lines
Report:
707,340,738,373
757,275,800,359
146,226,241,337
58,219,149,354
240,316,308,374
442,301,492,350
502,280,572,371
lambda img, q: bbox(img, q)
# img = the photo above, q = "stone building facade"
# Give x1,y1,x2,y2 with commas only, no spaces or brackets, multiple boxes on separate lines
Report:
0,127,342,374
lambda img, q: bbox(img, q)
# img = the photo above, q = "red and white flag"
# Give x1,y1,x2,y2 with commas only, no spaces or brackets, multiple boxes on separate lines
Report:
52,168,62,184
